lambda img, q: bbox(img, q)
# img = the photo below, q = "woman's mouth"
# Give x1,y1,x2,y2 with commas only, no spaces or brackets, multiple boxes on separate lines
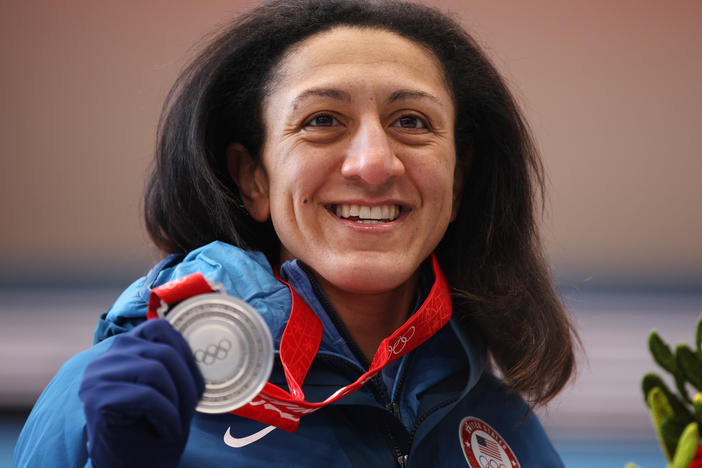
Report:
329,204,402,224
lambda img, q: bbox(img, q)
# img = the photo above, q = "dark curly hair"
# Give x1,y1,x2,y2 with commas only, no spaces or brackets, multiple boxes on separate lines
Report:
144,0,578,406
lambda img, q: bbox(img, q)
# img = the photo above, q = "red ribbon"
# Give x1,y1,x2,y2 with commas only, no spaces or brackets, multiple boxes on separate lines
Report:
148,255,452,432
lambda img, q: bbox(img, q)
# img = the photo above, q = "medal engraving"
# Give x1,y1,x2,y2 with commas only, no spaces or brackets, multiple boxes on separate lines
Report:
164,293,274,414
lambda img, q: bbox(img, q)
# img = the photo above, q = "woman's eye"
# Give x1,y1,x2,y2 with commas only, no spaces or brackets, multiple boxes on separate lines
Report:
392,115,428,129
305,114,339,127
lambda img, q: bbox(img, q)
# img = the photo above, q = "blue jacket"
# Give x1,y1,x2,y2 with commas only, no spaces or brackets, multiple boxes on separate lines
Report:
15,241,564,467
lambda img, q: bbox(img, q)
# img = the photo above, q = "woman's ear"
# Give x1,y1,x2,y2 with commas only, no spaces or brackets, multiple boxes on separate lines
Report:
226,143,270,222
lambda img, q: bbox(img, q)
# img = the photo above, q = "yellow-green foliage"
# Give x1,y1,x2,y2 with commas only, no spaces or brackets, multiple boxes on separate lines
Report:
669,422,700,468
642,313,702,467
648,386,676,460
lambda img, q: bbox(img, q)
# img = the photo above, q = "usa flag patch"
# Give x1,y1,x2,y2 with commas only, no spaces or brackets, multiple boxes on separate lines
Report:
458,417,520,468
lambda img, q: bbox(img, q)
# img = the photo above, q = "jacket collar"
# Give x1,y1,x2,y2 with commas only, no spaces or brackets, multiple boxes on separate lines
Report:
92,241,485,408
279,256,486,406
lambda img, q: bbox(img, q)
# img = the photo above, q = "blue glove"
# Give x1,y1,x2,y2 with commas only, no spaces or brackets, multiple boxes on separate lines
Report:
79,319,205,468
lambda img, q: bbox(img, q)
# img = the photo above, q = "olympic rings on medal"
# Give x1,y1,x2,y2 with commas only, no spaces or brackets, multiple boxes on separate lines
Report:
194,338,232,365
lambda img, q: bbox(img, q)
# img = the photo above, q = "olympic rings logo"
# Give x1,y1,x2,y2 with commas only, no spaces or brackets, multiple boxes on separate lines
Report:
194,339,232,365
478,455,505,468
388,326,415,355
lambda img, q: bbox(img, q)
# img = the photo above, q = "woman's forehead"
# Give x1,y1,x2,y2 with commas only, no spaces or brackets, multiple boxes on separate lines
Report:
266,26,452,108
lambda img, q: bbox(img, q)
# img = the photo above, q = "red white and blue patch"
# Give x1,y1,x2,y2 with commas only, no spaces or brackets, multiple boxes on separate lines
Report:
458,417,520,468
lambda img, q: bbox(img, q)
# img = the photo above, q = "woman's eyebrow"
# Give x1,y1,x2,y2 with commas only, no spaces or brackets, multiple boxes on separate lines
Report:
290,87,352,109
287,87,442,111
387,89,441,104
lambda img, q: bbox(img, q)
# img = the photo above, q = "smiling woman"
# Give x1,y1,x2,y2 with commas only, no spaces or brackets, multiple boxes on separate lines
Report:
15,1,578,467
230,27,459,355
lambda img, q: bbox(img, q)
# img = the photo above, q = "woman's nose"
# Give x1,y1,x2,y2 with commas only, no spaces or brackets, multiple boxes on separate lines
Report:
340,120,404,185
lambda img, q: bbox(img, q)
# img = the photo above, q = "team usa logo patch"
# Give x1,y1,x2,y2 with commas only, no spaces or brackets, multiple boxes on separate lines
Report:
458,417,520,468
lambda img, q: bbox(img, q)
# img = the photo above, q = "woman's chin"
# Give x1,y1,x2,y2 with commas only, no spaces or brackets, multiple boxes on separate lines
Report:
315,259,420,296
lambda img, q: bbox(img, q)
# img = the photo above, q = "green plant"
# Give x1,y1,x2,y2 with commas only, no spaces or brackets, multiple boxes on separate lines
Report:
638,313,702,468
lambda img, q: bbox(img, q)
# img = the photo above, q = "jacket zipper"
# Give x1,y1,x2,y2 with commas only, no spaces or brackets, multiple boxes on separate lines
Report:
371,374,409,467
318,353,465,467
389,353,413,421
299,264,417,467
387,401,401,419
317,355,409,467
387,353,413,465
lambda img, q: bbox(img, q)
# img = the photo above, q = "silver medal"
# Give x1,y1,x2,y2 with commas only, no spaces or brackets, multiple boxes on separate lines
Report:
162,292,274,414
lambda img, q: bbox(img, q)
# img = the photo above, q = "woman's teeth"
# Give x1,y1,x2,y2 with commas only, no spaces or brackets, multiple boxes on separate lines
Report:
334,204,400,223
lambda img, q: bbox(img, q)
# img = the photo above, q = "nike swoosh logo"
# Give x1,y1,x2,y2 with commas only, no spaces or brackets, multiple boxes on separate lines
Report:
223,425,276,448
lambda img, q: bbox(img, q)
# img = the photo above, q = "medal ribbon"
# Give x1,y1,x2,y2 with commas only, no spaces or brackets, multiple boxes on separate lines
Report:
148,254,452,432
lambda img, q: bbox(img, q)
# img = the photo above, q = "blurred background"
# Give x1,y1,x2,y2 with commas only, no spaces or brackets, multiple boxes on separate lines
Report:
1,0,700,466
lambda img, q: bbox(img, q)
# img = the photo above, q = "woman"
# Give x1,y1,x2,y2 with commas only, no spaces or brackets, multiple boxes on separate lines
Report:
15,1,578,467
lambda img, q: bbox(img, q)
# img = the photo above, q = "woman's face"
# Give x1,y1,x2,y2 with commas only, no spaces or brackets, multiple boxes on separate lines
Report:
241,27,458,294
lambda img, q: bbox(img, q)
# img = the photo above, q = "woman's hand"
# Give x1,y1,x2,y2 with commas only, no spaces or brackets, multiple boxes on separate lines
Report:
78,319,205,468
